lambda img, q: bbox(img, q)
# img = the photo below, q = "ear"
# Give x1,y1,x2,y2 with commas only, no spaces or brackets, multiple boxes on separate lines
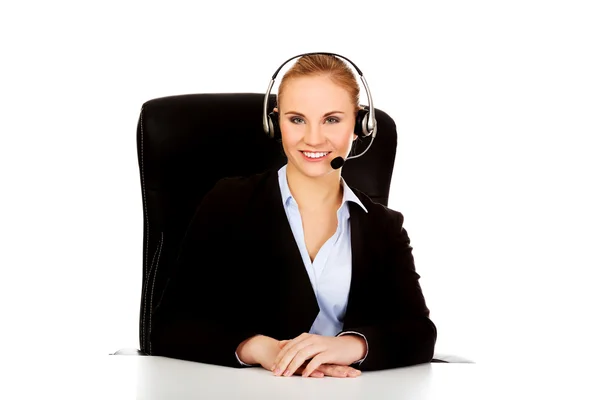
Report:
273,107,278,113
353,133,358,141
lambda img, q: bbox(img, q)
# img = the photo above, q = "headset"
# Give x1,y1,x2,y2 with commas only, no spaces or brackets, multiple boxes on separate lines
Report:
262,52,377,169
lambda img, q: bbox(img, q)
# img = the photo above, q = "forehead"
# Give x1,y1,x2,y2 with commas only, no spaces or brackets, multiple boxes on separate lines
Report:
279,75,354,110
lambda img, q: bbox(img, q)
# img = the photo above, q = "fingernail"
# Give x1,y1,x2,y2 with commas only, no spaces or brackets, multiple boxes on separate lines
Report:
284,370,291,377
273,368,281,375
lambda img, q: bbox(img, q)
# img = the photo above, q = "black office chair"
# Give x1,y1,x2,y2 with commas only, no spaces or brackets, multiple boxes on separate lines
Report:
112,93,472,364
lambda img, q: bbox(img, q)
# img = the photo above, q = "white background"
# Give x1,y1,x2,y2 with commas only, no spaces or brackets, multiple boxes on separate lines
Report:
1,0,599,396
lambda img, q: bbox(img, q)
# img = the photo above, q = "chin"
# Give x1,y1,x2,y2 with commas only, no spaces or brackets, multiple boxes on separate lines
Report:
289,158,334,178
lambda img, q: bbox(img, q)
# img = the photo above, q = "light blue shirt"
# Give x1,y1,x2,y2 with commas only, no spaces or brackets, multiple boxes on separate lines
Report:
235,165,370,366
277,164,368,336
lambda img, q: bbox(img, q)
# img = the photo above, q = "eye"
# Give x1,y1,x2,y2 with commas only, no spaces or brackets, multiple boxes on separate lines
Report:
290,117,305,124
325,117,340,124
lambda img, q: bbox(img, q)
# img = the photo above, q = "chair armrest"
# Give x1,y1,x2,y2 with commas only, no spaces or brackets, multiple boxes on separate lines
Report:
432,352,475,363
110,348,147,356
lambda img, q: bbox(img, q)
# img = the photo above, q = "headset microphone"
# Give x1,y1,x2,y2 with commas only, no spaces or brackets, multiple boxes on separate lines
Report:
329,129,377,170
330,156,345,170
263,52,378,141
263,52,379,170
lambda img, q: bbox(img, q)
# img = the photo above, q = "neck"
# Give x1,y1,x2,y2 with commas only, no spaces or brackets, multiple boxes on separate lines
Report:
286,166,343,212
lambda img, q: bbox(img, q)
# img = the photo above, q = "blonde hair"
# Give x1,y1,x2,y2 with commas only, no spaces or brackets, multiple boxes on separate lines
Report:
277,54,360,112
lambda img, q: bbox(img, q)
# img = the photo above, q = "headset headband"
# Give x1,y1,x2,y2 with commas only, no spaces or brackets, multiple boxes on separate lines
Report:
262,52,377,138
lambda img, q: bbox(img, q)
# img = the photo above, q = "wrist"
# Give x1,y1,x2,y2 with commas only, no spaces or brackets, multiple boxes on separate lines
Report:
236,334,261,365
236,335,275,365
337,334,367,363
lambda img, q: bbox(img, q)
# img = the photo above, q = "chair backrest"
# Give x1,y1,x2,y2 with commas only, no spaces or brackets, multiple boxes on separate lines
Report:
136,93,398,353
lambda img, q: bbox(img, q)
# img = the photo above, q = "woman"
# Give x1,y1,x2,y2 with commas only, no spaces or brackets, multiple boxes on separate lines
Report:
151,54,436,378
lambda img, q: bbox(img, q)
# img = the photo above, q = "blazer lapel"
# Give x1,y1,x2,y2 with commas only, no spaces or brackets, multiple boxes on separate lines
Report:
345,200,371,327
263,170,320,337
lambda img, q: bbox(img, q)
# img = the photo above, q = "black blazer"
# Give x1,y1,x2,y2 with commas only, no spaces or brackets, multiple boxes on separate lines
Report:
150,168,436,371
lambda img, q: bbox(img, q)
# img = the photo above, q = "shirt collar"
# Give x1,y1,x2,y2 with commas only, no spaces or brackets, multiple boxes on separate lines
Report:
277,164,368,213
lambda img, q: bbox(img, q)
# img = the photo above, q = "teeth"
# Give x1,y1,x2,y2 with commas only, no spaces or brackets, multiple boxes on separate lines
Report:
303,152,329,158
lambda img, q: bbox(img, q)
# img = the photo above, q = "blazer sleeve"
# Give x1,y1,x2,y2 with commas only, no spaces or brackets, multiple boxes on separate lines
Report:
343,212,437,371
150,178,259,368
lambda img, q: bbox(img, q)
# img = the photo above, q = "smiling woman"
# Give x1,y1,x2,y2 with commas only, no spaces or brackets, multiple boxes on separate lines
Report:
276,73,357,180
150,53,437,379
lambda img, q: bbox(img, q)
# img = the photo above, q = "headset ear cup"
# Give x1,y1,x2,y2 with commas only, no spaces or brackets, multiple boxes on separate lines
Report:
354,108,370,138
268,111,281,140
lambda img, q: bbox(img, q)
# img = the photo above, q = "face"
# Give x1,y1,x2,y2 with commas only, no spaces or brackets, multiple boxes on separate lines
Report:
277,74,357,179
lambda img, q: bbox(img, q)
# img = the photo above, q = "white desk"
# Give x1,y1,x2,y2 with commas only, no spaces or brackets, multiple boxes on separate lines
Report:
6,354,596,399
101,355,600,400
106,355,483,399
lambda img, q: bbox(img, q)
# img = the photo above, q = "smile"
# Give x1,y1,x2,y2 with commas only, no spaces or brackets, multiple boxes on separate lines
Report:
301,151,331,159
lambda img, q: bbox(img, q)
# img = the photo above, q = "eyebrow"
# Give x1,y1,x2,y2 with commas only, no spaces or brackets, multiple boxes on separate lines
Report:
284,111,345,117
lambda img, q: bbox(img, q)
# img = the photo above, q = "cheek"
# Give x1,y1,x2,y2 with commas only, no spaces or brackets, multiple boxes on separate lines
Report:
279,125,299,153
280,120,299,136
280,122,306,143
334,125,356,148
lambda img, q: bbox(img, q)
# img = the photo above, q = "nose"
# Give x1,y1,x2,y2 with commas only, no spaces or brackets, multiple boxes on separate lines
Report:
303,122,326,147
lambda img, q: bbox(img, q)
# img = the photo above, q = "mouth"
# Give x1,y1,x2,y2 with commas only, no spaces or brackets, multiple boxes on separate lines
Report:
300,151,332,161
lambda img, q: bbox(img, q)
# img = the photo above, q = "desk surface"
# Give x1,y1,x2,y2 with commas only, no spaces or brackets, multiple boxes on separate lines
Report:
106,355,482,399
101,355,600,400
6,354,596,399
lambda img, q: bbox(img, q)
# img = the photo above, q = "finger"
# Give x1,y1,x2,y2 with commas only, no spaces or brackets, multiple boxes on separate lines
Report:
302,353,325,378
295,366,324,378
316,364,341,377
273,336,314,375
272,333,309,370
282,344,323,377
279,333,309,355
317,364,361,378
270,343,288,371
276,340,324,376
281,333,310,352
334,364,361,378
325,365,357,378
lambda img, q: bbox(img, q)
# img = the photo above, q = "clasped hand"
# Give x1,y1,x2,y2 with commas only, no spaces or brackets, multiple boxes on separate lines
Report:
271,332,365,378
